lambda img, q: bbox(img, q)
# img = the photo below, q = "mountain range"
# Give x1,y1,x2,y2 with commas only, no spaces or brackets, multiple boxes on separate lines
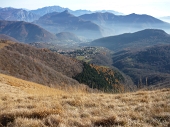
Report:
1,5,170,89
1,6,170,39
0,20,57,43
0,4,170,126
80,12,166,25
31,6,70,16
31,6,93,16
89,29,170,52
0,6,123,23
30,6,123,16
0,7,39,22
80,13,170,36
85,29,170,87
34,10,103,39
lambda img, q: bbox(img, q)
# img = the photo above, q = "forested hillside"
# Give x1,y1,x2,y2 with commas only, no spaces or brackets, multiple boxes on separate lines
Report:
0,40,82,86
112,44,170,88
0,40,131,92
74,62,133,92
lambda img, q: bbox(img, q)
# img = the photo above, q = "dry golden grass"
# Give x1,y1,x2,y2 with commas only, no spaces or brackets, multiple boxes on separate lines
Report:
0,40,14,49
0,73,170,127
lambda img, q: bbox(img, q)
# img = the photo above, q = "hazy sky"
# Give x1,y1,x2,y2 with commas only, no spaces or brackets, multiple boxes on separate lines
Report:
1,0,170,17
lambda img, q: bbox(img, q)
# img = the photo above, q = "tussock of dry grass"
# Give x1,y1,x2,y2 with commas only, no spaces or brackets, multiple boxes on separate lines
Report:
0,40,14,49
0,73,170,127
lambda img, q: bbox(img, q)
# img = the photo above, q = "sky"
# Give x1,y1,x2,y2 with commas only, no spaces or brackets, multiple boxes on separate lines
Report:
1,0,170,17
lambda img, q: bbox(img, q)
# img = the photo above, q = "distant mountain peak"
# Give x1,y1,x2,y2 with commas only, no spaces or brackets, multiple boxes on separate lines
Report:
129,13,136,15
63,10,69,13
94,10,123,15
34,10,103,39
30,6,123,16
0,7,40,22
0,20,57,43
60,10,72,15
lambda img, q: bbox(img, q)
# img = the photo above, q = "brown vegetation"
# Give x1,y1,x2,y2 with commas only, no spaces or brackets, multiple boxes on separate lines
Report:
0,73,169,127
112,44,170,88
0,40,83,87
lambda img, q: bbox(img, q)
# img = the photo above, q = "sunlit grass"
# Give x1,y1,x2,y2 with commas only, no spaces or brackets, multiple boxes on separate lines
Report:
0,73,169,127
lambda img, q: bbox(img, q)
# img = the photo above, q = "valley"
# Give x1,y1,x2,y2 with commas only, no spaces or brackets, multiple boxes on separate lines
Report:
0,3,170,127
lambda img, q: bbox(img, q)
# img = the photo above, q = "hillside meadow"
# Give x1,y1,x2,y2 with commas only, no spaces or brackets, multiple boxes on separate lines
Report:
0,73,169,127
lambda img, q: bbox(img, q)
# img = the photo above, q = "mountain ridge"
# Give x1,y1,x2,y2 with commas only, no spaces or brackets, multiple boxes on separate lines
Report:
0,20,57,43
30,5,122,16
112,44,170,87
80,13,170,36
0,7,40,22
89,29,170,52
0,34,19,42
34,11,103,39
0,40,82,86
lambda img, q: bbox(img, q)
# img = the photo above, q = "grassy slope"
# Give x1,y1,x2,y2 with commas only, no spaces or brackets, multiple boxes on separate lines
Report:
0,40,83,87
0,73,169,127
